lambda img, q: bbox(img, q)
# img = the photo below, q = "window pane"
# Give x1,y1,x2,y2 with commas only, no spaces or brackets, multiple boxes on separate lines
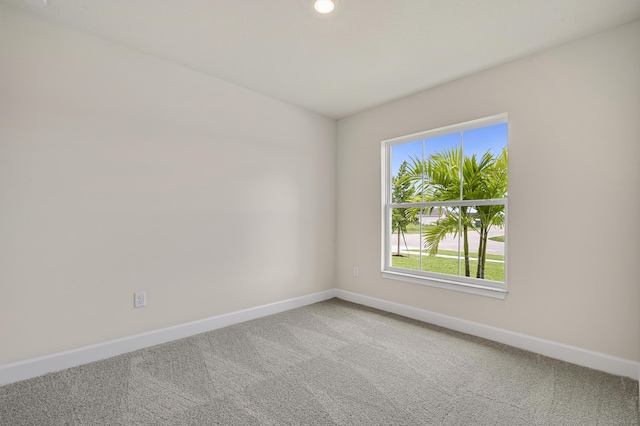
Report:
462,123,508,201
390,207,421,271
390,140,422,199
423,134,461,202
467,204,505,282
462,123,508,159
420,206,462,276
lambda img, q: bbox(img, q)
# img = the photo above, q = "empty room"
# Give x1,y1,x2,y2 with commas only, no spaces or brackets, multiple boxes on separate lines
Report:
1,0,639,424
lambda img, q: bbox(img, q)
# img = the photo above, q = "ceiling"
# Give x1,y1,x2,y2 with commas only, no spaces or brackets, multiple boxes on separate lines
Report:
3,0,640,119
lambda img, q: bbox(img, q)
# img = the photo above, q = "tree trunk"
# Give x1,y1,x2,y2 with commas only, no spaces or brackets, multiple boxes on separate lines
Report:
476,226,488,279
401,228,409,256
397,226,401,256
476,226,485,279
463,225,470,276
482,229,489,278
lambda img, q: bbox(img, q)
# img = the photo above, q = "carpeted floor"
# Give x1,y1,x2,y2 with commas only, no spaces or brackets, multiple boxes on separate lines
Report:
0,298,638,425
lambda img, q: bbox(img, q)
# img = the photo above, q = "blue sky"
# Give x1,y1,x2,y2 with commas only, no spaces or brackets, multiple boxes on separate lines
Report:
391,122,508,177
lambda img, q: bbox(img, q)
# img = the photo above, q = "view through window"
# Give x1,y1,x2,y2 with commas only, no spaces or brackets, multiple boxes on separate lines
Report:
382,114,508,297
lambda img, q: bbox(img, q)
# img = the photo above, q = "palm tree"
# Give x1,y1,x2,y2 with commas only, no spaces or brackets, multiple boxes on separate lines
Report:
391,162,416,256
470,147,508,278
404,147,507,279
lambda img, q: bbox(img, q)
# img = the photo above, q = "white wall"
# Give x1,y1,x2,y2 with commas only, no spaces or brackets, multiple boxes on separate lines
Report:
336,20,640,362
0,5,336,364
1,3,637,371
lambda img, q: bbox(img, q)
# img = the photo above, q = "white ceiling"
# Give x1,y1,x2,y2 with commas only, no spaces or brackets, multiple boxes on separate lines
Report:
3,0,640,119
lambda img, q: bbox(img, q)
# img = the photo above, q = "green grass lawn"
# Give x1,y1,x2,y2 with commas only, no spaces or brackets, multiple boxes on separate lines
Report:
392,252,504,282
404,223,422,234
394,223,505,282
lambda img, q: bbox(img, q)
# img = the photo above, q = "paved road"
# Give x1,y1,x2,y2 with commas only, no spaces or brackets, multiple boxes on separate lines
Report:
391,227,505,256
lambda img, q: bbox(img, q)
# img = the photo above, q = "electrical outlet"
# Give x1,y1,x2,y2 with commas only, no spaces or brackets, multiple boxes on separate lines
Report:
134,291,146,308
353,267,359,277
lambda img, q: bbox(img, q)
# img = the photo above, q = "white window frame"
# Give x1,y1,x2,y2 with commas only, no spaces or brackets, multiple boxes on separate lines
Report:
381,113,508,299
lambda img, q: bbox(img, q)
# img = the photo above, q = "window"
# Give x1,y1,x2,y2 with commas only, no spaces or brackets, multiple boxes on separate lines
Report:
382,114,508,298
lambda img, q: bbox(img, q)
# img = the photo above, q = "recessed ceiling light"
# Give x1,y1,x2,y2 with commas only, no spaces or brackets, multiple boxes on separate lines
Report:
314,0,335,14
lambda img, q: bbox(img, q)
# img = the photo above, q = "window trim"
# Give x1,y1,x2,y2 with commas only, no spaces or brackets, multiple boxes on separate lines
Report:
381,113,508,299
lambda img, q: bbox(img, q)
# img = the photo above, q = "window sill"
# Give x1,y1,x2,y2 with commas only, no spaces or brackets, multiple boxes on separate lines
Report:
381,270,507,299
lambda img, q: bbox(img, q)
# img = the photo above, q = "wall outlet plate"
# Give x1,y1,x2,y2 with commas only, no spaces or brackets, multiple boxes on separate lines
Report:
134,291,146,308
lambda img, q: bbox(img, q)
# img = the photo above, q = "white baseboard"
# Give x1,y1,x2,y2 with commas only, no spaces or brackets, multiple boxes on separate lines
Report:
335,289,639,381
2,288,637,386
0,289,336,386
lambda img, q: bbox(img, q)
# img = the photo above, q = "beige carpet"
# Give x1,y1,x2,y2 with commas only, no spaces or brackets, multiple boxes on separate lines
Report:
0,298,638,425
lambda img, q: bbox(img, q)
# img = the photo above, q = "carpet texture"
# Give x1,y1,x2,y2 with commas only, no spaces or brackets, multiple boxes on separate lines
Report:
1,298,638,425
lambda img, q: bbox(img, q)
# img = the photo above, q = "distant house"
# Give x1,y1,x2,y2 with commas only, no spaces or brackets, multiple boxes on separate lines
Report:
419,207,482,227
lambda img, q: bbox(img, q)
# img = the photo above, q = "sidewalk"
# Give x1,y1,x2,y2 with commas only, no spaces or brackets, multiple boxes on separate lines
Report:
390,228,505,256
